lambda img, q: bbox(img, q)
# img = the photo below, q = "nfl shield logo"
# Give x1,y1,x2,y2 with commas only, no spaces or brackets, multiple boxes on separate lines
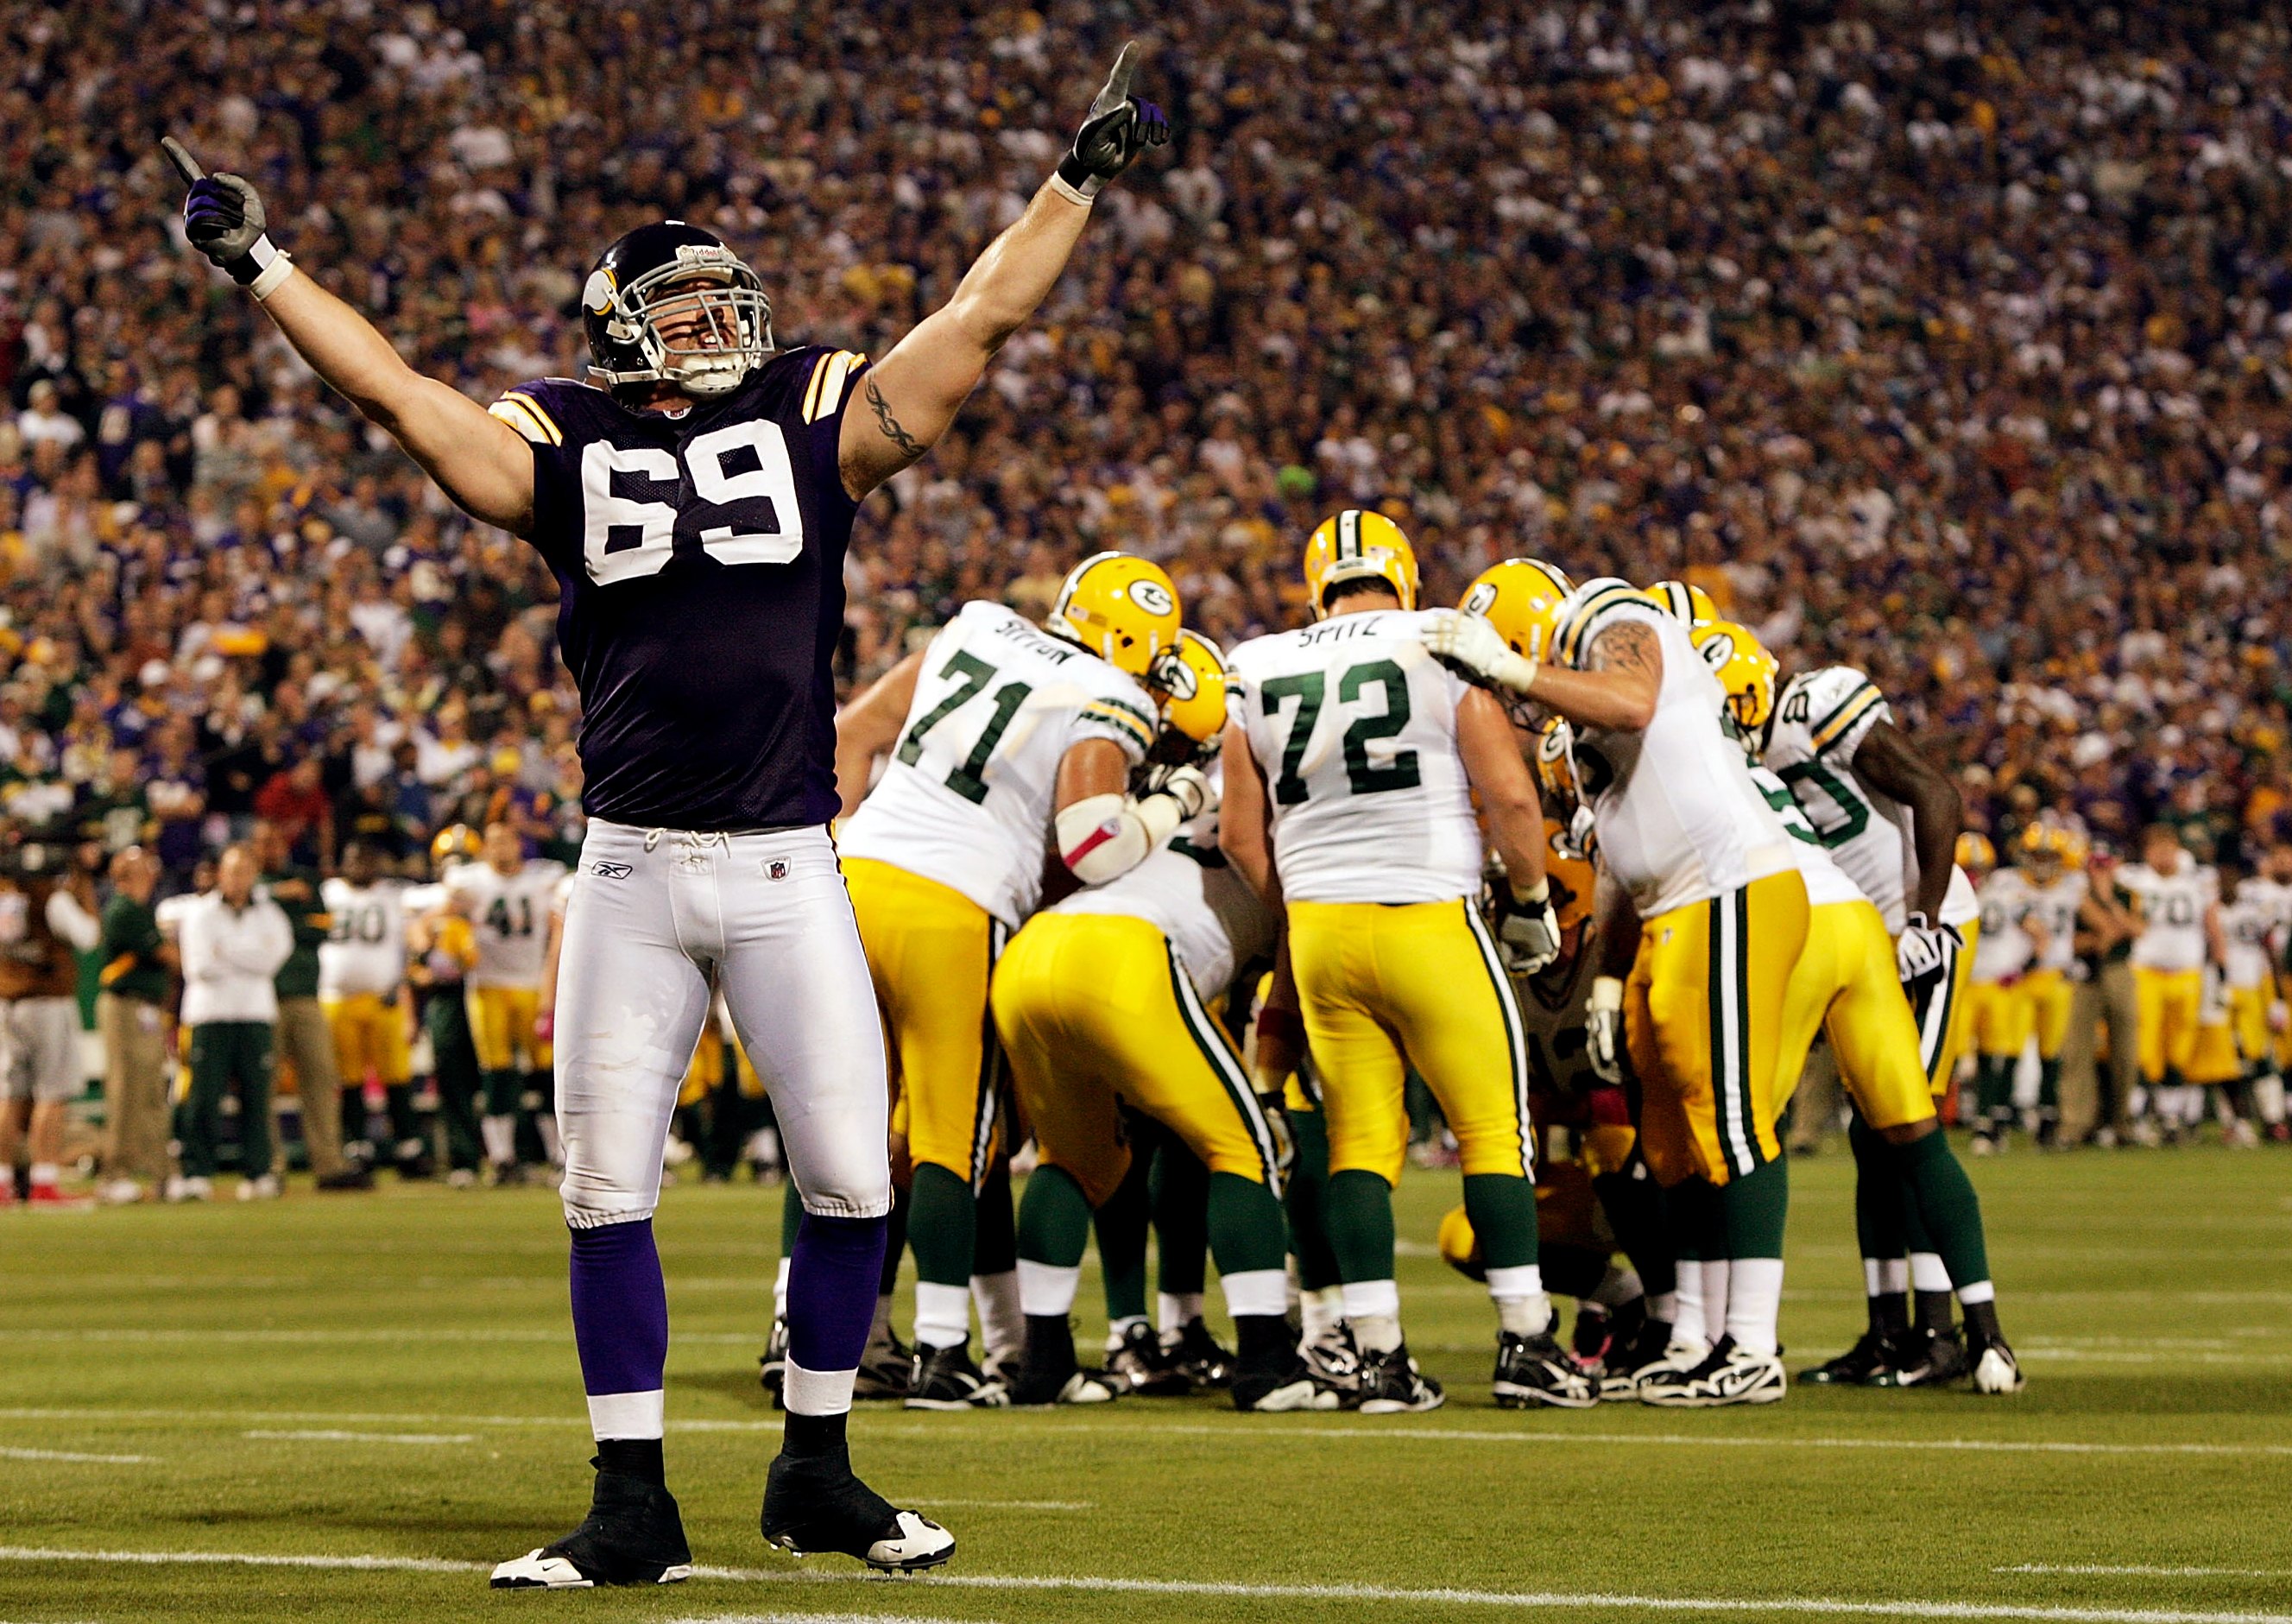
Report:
767,859,790,882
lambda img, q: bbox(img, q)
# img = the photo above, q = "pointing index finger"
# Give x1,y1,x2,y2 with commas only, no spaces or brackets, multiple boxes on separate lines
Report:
161,137,206,185
1093,41,1139,117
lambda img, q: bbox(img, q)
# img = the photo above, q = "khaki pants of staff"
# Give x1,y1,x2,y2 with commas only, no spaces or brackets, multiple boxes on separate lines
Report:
97,993,172,1185
2059,963,2138,1141
1785,1041,1842,1153
275,995,348,1179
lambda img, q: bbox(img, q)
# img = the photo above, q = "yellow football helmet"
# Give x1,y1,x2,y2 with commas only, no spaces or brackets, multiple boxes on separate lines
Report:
1152,629,1229,748
2055,824,2092,871
1690,620,1778,736
1436,1204,1486,1282
1956,831,1997,875
1460,559,1576,661
1648,579,1718,625
1048,552,1180,677
1303,509,1419,617
431,824,481,871
2016,819,2062,873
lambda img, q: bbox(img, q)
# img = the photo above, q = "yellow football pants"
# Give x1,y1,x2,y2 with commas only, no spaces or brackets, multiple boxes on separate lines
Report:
993,913,1280,1208
2021,968,2074,1061
679,1028,764,1109
1967,980,2031,1060
2230,983,2272,1069
2134,966,2202,1084
843,857,1005,1191
1777,900,1934,1132
466,984,547,1072
324,992,410,1086
1288,897,1530,1187
1625,869,1809,1187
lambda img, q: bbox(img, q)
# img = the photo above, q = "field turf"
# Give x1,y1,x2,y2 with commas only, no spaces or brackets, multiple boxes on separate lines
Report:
3,1141,2289,1624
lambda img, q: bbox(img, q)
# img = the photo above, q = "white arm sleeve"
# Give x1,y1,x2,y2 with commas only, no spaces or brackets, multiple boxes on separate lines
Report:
46,889,100,952
1056,791,1186,887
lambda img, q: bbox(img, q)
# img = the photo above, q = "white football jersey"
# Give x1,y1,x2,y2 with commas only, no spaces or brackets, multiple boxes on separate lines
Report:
2121,858,2217,973
1749,759,1866,909
2236,876,2292,963
2222,894,2276,991
319,879,407,999
1550,580,1794,918
837,601,1156,926
1970,868,2035,983
2022,872,2087,974
1761,666,1975,932
1227,609,1482,906
1054,765,1276,1000
447,859,566,987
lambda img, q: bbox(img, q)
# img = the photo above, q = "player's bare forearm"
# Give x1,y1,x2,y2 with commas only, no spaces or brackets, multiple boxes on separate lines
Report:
1217,723,1279,903
840,185,1093,498
1526,623,1660,732
1457,687,1546,889
1854,720,1961,921
834,651,925,818
1054,737,1132,811
257,271,534,533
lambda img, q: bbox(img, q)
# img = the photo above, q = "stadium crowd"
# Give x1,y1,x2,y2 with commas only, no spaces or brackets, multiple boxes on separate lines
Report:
3,0,2292,1199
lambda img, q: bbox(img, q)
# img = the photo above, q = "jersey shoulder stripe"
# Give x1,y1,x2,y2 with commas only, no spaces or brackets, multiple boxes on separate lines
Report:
1809,679,1885,754
803,350,868,423
489,392,562,446
1080,697,1155,751
1556,579,1651,667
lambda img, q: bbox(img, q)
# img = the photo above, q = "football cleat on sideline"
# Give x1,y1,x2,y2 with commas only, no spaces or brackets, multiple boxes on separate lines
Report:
1595,1317,1681,1400
1230,1354,1347,1412
854,1327,915,1401
1867,1326,1968,1389
1107,1319,1189,1395
905,1338,1010,1410
1797,1329,1899,1387
1638,1337,1786,1407
761,1452,954,1575
757,1316,789,1404
1492,1330,1599,1408
1299,1321,1364,1399
490,1469,694,1589
1970,1338,2026,1394
1165,1316,1235,1388
1354,1343,1444,1414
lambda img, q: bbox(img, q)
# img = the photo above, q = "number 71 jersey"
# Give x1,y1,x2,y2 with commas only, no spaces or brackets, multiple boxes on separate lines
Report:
837,602,1157,927
1226,609,1482,905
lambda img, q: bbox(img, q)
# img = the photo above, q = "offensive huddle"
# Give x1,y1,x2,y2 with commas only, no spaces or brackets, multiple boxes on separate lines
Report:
155,42,2016,1596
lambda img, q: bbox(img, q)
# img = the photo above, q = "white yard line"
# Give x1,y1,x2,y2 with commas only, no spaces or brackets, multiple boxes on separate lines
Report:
0,1445,154,1464
0,1329,760,1346
665,1615,990,1624
1998,1568,2292,1580
917,1499,1093,1513
242,1430,475,1446
0,1545,2283,1623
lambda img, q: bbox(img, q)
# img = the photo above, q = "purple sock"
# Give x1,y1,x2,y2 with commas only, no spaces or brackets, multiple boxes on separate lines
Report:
569,1219,668,1434
786,1212,887,1379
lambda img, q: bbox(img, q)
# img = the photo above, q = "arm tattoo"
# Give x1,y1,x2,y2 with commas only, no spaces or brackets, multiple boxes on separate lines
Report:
1587,620,1657,675
864,377,925,462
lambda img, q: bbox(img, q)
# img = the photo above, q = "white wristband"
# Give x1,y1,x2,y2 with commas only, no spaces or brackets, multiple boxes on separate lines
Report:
1496,649,1541,693
1047,171,1099,208
1589,975,1625,1015
248,252,295,302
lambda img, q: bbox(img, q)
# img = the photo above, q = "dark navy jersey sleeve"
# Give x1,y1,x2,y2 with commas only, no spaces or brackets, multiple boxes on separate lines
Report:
491,348,873,831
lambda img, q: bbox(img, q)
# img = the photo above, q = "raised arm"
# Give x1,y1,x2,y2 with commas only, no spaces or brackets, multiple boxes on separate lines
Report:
164,139,535,534
837,45,1168,499
1422,605,1661,732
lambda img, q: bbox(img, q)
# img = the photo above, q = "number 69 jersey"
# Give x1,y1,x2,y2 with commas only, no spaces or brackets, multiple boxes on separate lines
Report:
1224,610,1481,905
836,601,1158,927
489,347,873,833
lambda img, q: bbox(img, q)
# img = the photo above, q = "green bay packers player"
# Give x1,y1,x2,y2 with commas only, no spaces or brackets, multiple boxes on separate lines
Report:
1699,622,2019,1393
2242,844,2292,1138
2014,824,2090,1147
834,553,1199,1408
2221,869,2287,1140
1425,565,1809,1406
447,821,568,1183
1223,513,1584,1414
995,632,1320,1411
2119,825,2226,1144
405,826,484,1186
319,841,423,1179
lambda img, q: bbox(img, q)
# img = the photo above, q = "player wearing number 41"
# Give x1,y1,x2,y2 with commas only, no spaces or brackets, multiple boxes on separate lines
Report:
1222,513,1588,1415
166,39,1171,1587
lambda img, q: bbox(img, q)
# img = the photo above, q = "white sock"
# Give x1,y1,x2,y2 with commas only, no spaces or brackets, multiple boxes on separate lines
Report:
28,1162,58,1188
912,1280,972,1350
1016,1259,1082,1318
2256,1075,2287,1125
1700,1258,1732,1343
1647,1291,1679,1328
586,1390,664,1442
971,1268,1024,1367
1725,1257,1785,1356
1910,1252,1951,1293
772,1256,792,1320
1670,1265,1707,1349
1219,1267,1289,1320
1590,1266,1643,1311
1353,1312,1403,1355
1158,1291,1205,1337
537,1114,561,1166
746,1127,780,1167
782,1360,856,1418
1879,1257,1910,1295
1958,1279,1995,1305
1298,1288,1343,1343
1486,1263,1553,1336
480,1115,515,1165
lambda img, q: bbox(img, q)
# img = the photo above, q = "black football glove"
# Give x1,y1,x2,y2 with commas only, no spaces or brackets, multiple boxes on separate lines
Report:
164,137,288,290
1055,41,1171,201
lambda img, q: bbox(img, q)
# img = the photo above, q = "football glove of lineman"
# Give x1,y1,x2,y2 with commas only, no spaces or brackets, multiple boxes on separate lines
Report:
163,137,294,297
1587,976,1625,1084
1052,41,1171,203
1495,877,1562,976
1421,608,1540,695
1895,915,1961,990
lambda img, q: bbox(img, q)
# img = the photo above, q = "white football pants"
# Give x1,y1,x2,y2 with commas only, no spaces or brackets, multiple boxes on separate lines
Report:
554,819,891,1229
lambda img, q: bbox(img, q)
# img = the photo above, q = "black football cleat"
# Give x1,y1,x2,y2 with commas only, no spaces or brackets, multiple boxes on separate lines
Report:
1492,1330,1599,1408
761,1451,954,1574
1165,1316,1235,1388
853,1325,914,1401
490,1467,693,1589
905,1338,1009,1410
1354,1343,1444,1414
1870,1325,1970,1388
758,1316,789,1404
1798,1329,1899,1387
1107,1319,1189,1395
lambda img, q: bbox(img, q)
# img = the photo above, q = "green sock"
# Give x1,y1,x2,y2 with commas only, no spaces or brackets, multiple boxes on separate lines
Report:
1462,1171,1538,1270
1015,1164,1094,1269
1094,1153,1151,1324
1323,1167,1396,1286
2037,1058,2061,1115
908,1162,976,1287
1205,1170,1289,1277
1284,1107,1342,1292
780,1178,803,1254
1721,1158,1789,1260
1896,1129,1991,1289
1150,1137,1210,1297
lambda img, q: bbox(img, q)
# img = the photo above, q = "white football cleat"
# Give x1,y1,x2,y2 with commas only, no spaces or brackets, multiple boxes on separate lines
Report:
1971,1342,2026,1394
867,1510,957,1572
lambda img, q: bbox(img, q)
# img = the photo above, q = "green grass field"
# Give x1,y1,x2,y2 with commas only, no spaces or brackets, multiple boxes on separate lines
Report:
3,1141,2289,1624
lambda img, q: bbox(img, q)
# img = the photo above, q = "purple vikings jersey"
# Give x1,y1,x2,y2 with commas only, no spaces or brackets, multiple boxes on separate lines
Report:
490,346,870,831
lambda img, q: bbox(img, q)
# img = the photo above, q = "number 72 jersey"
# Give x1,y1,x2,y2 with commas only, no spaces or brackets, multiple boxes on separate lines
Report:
836,601,1157,927
1226,610,1483,905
